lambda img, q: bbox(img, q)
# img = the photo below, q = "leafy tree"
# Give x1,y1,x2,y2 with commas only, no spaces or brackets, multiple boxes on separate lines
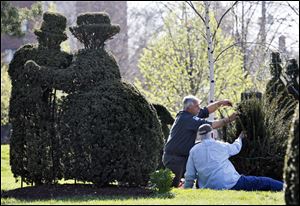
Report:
135,6,253,116
1,1,42,37
1,61,11,125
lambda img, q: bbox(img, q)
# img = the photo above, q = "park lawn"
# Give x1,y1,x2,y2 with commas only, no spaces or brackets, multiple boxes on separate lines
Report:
1,145,285,205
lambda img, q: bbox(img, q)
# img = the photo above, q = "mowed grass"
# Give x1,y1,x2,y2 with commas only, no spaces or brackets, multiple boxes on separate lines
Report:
1,145,285,205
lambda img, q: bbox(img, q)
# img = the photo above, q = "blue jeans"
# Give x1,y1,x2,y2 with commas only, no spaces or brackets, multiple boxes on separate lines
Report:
231,175,283,191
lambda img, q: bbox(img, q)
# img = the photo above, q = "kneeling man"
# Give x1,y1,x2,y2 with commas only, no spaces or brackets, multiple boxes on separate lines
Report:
184,124,283,191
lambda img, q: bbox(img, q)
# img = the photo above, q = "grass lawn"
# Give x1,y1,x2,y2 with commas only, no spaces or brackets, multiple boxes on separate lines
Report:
1,145,285,205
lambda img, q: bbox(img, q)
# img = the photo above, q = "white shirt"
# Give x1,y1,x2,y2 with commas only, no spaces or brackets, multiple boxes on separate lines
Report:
184,136,243,189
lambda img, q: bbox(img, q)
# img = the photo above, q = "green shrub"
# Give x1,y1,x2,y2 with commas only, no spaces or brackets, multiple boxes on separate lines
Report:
225,96,289,180
284,104,299,205
149,169,175,194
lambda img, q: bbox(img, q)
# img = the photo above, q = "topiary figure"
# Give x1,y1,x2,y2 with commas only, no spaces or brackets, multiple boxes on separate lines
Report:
285,59,299,100
25,12,164,187
152,104,174,142
284,104,299,205
8,12,72,185
152,104,174,169
265,52,297,121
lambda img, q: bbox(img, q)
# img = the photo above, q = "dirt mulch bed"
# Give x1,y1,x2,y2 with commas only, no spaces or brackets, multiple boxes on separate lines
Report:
1,184,154,200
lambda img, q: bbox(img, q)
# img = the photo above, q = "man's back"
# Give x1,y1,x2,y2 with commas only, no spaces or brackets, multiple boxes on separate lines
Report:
164,109,210,157
185,138,242,189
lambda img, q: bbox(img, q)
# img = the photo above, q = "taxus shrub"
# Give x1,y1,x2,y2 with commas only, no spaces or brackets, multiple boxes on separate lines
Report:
226,96,288,181
24,12,164,186
284,104,299,205
9,12,71,185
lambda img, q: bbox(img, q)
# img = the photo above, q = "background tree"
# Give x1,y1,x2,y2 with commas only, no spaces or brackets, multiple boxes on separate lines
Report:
186,1,238,119
1,1,42,37
1,58,11,125
1,1,42,127
135,3,252,116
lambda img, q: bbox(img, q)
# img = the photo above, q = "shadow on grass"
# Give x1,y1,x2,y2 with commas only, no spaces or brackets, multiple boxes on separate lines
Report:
1,184,175,201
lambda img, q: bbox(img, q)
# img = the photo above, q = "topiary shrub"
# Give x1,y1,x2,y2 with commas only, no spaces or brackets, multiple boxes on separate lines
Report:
9,12,72,185
285,59,299,100
226,96,288,181
152,104,174,169
284,104,299,205
265,52,297,121
25,12,164,187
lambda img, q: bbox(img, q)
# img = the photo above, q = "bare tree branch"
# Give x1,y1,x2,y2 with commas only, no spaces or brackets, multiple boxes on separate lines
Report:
214,41,279,63
212,1,238,42
185,1,205,23
286,2,299,16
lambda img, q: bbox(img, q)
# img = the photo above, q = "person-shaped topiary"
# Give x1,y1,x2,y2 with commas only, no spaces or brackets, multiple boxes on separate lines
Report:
9,12,72,185
24,12,164,187
265,52,297,121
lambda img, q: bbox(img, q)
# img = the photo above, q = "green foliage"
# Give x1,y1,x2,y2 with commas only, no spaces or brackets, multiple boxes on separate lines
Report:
284,104,299,205
135,3,253,115
225,96,289,181
1,62,11,125
149,169,175,194
1,1,42,37
59,81,164,186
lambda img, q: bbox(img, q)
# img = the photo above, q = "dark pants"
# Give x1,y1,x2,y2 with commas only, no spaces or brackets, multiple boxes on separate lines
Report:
162,153,188,187
231,175,283,191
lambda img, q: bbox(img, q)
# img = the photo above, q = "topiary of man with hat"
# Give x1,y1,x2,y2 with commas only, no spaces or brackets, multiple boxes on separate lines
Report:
9,11,73,185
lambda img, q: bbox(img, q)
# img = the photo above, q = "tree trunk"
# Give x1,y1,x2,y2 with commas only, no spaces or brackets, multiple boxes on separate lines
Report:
204,1,215,120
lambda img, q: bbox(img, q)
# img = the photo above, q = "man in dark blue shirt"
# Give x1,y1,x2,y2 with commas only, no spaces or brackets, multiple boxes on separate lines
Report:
163,95,237,187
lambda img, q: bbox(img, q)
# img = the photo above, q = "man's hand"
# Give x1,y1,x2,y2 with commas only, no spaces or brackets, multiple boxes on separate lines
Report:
224,112,238,124
219,99,233,107
239,131,246,139
208,99,233,114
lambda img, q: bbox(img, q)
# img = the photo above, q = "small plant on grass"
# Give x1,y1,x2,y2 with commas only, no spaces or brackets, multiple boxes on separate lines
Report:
149,169,175,195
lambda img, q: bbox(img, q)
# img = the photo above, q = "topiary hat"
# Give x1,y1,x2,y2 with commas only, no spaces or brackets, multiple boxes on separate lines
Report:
34,12,67,41
69,12,120,49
